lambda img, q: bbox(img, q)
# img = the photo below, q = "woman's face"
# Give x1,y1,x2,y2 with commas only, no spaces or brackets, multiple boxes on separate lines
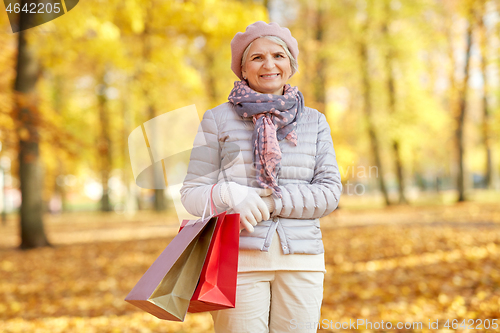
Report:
241,38,291,95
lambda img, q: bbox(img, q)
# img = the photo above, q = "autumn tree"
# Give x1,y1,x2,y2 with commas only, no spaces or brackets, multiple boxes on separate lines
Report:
476,0,494,189
358,1,391,206
381,0,407,204
96,69,113,212
455,2,474,202
14,0,50,248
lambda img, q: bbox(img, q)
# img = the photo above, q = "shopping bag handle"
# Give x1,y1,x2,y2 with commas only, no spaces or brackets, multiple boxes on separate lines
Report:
199,184,219,223
184,184,219,228
210,184,219,215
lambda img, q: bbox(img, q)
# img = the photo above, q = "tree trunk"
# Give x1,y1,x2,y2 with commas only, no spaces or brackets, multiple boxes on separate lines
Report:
141,7,166,212
14,0,50,249
445,10,460,192
263,0,271,19
54,163,67,212
204,51,219,107
477,3,493,189
52,75,67,211
1,169,7,226
392,141,406,203
312,0,326,114
263,0,270,10
121,78,138,214
382,1,407,204
97,73,112,212
147,104,167,212
359,43,391,206
455,12,474,202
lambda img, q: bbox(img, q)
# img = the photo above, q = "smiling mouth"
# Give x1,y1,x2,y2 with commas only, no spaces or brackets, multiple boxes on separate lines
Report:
260,73,280,78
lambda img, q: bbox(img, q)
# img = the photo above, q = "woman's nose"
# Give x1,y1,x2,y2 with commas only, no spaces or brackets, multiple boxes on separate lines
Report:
263,56,275,69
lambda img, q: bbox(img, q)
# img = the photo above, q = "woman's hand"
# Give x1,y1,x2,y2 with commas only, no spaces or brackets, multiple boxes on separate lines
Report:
218,182,272,233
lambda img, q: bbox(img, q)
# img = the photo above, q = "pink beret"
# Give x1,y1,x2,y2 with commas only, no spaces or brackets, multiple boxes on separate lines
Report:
230,21,299,80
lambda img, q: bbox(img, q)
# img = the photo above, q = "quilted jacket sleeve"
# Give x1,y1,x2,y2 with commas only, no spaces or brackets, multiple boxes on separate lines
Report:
180,109,226,217
272,112,342,219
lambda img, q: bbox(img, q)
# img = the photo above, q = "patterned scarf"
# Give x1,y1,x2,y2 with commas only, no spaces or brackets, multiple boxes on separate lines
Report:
228,80,304,198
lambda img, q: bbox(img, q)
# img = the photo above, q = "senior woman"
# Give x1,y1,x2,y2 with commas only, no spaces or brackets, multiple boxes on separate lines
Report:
180,21,342,333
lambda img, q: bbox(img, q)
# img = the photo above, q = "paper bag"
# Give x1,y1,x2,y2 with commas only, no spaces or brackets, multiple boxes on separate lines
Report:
180,211,239,313
125,215,218,321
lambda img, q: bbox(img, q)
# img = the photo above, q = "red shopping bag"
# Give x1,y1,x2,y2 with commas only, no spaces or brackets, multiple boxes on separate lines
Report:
179,186,240,313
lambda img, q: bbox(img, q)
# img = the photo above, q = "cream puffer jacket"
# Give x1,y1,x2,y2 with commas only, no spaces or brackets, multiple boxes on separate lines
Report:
180,102,342,255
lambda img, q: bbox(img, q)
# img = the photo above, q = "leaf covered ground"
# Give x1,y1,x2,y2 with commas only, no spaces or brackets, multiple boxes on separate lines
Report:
1,203,500,332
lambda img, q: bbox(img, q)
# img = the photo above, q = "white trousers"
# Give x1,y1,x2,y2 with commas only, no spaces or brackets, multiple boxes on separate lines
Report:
211,271,324,333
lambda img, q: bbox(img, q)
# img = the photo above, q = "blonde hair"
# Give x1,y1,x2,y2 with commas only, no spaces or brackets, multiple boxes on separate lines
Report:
241,36,298,77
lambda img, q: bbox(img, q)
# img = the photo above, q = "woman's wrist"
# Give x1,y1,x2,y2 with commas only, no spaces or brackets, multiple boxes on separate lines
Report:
212,183,228,208
261,196,275,214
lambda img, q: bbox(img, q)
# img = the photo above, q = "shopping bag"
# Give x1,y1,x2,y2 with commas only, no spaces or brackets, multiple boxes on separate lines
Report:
179,211,239,313
124,214,218,321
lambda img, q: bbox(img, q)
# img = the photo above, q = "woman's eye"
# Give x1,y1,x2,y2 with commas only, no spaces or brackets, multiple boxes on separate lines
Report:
275,54,284,58
252,56,261,60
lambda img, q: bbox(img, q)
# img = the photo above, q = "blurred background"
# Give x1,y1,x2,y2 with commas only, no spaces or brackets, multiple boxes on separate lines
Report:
1,0,500,332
